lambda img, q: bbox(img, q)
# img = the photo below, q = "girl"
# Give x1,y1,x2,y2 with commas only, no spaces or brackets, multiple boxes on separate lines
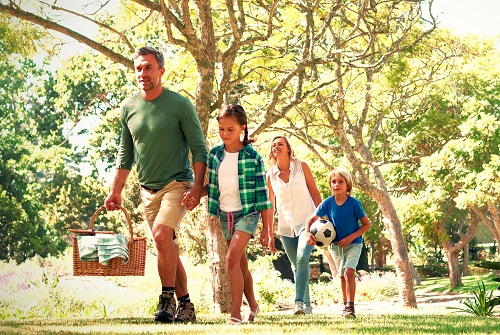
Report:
305,168,370,318
205,104,273,324
266,136,322,314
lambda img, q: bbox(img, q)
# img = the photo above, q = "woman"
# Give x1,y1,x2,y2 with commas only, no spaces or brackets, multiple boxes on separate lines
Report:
267,136,322,314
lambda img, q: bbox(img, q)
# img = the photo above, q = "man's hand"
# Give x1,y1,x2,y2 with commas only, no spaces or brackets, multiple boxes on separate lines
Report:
104,193,122,211
181,185,202,211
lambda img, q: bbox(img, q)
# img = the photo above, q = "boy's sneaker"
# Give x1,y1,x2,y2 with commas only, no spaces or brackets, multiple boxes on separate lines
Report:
154,292,176,323
175,301,196,322
304,305,313,314
343,305,356,318
294,301,305,315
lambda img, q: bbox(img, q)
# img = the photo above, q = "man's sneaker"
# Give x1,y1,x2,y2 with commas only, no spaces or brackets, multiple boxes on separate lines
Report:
175,300,196,322
343,305,356,318
154,292,176,323
304,305,313,314
294,301,305,315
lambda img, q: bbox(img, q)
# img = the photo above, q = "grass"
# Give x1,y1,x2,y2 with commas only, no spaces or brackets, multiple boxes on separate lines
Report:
417,274,500,294
1,314,499,335
1,250,500,334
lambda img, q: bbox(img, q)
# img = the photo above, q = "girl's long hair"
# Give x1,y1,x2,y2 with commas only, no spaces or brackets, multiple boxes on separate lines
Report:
217,104,256,146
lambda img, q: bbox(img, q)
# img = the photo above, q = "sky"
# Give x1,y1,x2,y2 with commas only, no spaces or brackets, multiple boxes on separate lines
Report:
432,0,500,37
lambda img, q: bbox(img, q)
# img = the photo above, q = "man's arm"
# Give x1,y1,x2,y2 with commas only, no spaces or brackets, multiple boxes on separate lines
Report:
104,168,131,211
182,161,207,211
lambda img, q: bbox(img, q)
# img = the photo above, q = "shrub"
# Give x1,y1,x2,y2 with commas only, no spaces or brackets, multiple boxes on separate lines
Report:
450,260,500,317
450,281,500,317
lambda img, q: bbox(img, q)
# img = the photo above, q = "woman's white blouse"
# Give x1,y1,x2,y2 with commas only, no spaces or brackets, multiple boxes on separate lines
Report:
268,160,316,237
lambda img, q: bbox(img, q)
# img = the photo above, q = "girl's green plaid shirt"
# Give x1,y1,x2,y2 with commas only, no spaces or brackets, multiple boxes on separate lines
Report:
207,144,272,217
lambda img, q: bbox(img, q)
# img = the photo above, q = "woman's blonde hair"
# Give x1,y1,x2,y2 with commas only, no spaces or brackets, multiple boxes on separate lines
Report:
328,167,353,195
268,135,297,164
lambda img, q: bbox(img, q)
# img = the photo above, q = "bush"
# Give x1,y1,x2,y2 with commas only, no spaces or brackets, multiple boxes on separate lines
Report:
415,261,449,278
450,281,500,317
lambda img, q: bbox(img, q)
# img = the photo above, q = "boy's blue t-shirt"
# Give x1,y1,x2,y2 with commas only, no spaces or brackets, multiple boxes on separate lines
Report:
315,195,366,244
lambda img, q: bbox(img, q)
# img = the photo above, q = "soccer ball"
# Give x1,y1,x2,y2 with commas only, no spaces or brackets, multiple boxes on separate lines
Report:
310,219,336,246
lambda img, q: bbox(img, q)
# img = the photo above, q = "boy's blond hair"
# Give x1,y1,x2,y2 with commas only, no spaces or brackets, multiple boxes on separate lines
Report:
328,167,353,195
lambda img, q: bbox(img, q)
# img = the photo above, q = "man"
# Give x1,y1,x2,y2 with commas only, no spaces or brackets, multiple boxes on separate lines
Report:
104,46,207,323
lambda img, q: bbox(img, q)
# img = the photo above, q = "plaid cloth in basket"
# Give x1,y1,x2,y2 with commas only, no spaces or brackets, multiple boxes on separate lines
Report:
77,233,129,265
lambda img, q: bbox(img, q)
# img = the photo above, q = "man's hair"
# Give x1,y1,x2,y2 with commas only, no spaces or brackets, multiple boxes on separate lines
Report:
134,46,164,68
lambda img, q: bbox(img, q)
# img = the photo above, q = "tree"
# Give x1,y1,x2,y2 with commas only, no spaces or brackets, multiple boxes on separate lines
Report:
1,0,440,308
0,20,113,261
419,36,500,258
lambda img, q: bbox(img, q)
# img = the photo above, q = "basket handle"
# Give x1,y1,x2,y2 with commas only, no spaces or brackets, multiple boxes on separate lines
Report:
88,205,134,240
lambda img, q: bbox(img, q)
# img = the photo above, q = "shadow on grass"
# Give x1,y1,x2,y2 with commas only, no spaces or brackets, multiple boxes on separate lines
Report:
418,274,498,294
1,314,499,335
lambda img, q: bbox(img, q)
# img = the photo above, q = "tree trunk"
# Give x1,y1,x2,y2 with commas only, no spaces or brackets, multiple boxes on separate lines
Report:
324,248,338,278
472,205,500,254
462,243,469,276
438,209,479,288
356,165,417,307
206,216,231,313
410,262,421,286
370,241,375,271
378,200,418,307
446,249,463,287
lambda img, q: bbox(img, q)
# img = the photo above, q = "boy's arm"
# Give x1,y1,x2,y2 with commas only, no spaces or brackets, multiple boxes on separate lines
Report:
338,216,371,247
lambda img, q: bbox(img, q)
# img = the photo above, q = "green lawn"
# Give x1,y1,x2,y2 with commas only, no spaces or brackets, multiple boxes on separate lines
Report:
1,313,499,335
417,273,499,294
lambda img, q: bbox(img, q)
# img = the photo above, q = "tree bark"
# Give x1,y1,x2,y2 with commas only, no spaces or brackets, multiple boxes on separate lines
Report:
462,243,469,276
206,216,231,313
410,263,421,286
374,192,418,307
438,210,479,288
472,204,500,254
446,249,463,287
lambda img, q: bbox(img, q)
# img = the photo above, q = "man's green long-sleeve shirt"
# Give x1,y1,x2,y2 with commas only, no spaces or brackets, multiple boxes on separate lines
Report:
117,88,207,189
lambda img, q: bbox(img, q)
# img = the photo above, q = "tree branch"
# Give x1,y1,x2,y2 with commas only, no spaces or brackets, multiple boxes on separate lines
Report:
0,3,133,69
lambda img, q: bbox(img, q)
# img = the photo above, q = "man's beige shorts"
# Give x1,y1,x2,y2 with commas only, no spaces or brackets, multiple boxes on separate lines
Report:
140,180,193,240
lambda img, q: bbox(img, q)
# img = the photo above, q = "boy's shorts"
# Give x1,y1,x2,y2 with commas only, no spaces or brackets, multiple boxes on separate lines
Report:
219,210,260,240
329,243,362,276
140,180,193,243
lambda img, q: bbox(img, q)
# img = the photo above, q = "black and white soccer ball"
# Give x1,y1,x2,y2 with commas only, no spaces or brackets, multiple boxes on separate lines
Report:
310,219,336,246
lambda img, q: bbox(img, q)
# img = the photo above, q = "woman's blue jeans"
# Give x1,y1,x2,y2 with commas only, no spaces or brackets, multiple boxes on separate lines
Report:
281,230,313,305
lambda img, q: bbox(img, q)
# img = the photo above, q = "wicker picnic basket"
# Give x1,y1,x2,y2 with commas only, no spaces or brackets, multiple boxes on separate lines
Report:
69,205,147,276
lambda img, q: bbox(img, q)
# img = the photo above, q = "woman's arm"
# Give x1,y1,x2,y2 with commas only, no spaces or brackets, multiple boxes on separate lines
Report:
302,162,322,207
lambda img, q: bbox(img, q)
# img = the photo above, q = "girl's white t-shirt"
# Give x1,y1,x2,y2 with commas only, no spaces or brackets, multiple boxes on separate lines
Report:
218,150,243,212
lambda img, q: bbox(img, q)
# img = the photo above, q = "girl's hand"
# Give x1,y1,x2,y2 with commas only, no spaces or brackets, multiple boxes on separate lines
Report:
259,231,269,248
267,233,277,253
181,192,196,210
305,231,317,246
